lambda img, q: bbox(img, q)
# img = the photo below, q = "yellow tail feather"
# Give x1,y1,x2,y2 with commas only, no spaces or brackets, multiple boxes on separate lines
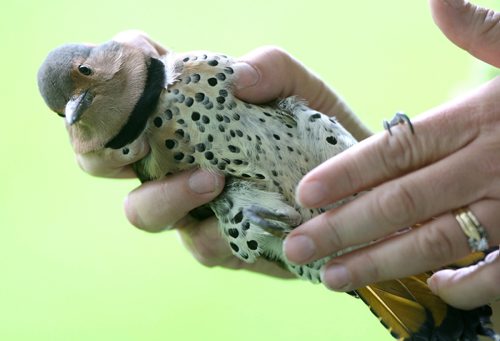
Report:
354,250,497,340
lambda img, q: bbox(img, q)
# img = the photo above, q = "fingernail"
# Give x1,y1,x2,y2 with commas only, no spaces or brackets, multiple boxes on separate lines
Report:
232,62,260,90
321,264,351,291
188,169,221,194
284,235,316,264
297,180,328,207
444,0,466,9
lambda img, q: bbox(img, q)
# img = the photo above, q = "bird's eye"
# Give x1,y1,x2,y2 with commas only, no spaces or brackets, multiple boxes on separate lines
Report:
78,65,92,76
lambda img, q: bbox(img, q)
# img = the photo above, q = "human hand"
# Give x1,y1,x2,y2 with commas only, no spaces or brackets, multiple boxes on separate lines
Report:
123,168,292,278
285,0,500,310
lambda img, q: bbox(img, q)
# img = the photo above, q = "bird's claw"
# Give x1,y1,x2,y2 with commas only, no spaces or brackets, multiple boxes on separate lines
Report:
243,205,301,238
383,112,414,136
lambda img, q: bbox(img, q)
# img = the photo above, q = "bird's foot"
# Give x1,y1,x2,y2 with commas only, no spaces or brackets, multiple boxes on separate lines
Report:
243,205,301,238
383,112,414,136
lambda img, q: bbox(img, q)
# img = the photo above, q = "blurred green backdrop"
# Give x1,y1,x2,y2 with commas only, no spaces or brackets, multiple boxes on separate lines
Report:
1,1,498,340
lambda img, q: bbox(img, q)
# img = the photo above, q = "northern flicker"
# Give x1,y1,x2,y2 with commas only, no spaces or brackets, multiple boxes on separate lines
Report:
37,31,498,340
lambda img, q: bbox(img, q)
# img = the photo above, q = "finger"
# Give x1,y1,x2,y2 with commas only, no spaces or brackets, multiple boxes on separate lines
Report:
233,46,372,141
319,200,500,292
295,77,500,209
176,215,239,266
286,147,487,264
428,249,500,310
76,153,136,178
113,30,169,57
320,215,468,291
429,0,500,67
124,169,224,232
176,216,295,278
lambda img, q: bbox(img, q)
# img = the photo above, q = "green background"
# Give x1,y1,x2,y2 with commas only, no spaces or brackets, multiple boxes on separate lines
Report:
1,1,498,340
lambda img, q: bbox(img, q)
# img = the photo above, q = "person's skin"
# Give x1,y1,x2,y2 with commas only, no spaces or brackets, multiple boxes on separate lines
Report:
288,0,500,311
78,0,499,317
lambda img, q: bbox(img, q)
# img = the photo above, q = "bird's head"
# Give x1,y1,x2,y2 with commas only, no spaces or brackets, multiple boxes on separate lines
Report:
38,37,166,154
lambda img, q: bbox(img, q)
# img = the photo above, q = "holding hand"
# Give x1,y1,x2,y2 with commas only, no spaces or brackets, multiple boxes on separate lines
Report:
286,0,500,310
113,44,370,277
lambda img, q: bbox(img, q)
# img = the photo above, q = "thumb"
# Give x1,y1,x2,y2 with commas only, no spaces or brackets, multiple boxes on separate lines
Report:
429,0,500,67
427,250,500,310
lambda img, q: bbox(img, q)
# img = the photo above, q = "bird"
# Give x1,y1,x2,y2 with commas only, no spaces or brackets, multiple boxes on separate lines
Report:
38,31,498,341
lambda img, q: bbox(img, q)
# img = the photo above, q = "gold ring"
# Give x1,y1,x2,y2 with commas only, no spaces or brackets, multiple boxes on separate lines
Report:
452,207,489,252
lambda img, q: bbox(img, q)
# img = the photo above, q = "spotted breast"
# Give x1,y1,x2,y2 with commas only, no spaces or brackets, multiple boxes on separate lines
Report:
133,51,357,281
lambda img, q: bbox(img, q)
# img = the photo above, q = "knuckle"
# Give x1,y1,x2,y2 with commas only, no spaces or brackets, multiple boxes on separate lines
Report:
338,158,364,195
471,7,500,46
322,212,346,251
350,252,381,286
156,178,189,215
380,130,419,174
415,224,457,264
258,45,291,61
250,45,292,74
254,46,293,93
180,220,227,268
192,248,219,268
376,182,418,227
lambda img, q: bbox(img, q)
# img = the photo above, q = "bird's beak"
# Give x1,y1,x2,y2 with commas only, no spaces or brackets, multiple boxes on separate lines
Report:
65,90,93,125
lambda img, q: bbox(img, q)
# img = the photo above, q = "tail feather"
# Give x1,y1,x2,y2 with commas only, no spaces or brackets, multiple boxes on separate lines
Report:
356,283,427,340
355,270,498,340
357,275,440,340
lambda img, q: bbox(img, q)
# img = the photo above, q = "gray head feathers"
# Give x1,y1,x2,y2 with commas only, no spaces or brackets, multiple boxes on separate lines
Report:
37,39,163,154
37,44,93,114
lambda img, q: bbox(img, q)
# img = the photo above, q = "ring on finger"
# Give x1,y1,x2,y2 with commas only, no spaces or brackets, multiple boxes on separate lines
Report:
452,207,490,252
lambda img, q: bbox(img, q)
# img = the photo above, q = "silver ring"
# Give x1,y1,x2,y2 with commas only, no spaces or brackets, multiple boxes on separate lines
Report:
452,207,489,252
